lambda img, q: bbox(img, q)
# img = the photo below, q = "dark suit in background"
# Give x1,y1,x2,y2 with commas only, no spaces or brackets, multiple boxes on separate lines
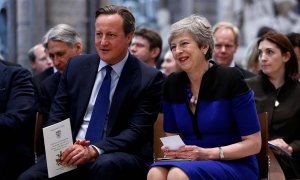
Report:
0,62,36,179
32,66,55,99
235,65,256,79
33,72,62,156
0,59,21,67
39,72,61,123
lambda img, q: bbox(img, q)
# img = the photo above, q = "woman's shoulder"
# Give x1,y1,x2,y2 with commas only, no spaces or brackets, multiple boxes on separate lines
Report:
213,64,246,81
207,64,248,87
245,75,261,87
202,64,251,99
165,71,187,84
163,72,187,102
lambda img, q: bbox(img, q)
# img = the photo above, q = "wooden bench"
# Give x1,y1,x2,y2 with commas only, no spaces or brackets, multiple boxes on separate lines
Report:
33,112,44,163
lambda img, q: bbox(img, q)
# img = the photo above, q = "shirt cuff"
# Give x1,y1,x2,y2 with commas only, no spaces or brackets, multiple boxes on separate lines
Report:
91,145,104,155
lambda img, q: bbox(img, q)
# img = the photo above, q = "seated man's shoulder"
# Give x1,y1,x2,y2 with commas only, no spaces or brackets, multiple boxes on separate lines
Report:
235,65,256,79
67,54,99,69
6,64,31,77
0,59,21,67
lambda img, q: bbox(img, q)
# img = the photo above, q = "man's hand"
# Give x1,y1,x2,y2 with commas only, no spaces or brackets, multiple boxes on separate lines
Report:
75,139,91,146
61,140,98,166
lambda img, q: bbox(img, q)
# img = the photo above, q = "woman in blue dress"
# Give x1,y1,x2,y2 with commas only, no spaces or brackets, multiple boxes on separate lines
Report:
147,15,261,180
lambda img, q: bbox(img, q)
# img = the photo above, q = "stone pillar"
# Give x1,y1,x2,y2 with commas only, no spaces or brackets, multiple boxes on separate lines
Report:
194,0,218,25
46,0,88,53
168,0,193,23
16,0,32,68
16,0,46,70
7,0,17,63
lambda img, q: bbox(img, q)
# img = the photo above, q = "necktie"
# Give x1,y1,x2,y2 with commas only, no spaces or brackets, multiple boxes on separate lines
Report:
85,65,112,143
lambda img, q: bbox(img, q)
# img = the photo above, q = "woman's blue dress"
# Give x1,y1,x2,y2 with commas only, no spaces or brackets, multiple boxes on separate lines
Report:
152,62,260,180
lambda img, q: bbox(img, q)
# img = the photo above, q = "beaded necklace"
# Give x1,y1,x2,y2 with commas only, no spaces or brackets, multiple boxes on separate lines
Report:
187,83,197,105
186,60,212,106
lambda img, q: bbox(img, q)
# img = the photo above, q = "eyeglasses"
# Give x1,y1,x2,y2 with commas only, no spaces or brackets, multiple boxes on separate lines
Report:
131,42,147,48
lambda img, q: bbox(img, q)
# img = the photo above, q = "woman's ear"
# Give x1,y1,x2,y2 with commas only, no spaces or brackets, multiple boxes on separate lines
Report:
283,51,291,63
201,44,209,55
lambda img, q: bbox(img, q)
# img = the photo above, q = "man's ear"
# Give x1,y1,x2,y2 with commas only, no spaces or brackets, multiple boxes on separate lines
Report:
126,32,134,45
151,47,161,59
74,42,83,55
31,62,36,69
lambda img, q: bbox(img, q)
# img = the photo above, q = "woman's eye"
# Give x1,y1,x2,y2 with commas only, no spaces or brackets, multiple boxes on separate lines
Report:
266,49,273,55
182,42,188,46
170,46,176,51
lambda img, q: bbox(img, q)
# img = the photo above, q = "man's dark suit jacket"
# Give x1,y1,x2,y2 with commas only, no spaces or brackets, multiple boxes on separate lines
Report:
47,53,164,163
235,65,256,79
32,67,55,98
40,72,61,122
0,59,21,67
32,72,62,156
0,62,36,179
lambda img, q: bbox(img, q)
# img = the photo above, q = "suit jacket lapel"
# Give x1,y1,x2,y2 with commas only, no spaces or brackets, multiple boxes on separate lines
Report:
0,64,7,111
107,54,138,135
76,55,100,123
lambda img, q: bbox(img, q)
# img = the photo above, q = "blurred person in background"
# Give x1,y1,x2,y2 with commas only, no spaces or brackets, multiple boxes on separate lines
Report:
130,28,162,68
213,21,255,78
31,24,83,158
245,26,276,75
287,32,300,80
246,32,300,179
28,43,53,75
39,23,83,124
161,50,181,76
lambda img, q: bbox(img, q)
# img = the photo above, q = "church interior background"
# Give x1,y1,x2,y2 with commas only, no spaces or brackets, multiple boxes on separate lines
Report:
0,0,299,72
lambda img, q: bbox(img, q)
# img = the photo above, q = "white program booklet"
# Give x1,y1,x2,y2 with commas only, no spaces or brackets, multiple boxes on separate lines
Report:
158,135,187,161
43,118,77,178
160,135,185,150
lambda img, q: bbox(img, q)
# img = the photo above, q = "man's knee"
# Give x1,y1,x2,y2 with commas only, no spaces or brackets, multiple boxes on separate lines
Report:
18,169,36,180
92,153,121,171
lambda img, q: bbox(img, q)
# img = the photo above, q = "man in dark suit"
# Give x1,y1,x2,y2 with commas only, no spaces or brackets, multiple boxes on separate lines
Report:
34,24,83,157
39,23,83,123
31,43,55,95
0,58,21,67
19,5,164,180
0,61,36,179
212,21,255,79
32,65,55,98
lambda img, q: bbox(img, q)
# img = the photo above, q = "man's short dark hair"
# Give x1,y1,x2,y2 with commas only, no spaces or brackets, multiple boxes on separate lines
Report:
287,32,300,48
134,28,162,61
95,5,135,35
